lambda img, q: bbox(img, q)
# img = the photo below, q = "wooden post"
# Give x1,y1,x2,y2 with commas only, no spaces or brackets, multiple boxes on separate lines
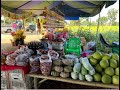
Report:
96,11,101,51
23,19,25,30
89,17,91,32
38,79,47,88
34,77,38,89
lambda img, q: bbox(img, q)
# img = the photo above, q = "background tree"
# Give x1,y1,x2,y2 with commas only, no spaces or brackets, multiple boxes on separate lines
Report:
107,8,118,26
96,16,108,26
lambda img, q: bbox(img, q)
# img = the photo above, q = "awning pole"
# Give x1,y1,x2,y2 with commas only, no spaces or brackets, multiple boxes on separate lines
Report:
23,19,25,30
96,11,101,51
89,17,91,33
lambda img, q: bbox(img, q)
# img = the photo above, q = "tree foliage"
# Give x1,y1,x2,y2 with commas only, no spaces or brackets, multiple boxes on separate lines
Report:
96,16,108,26
107,8,118,25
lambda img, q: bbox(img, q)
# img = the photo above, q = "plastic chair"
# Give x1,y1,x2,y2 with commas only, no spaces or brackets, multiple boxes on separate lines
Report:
64,37,81,56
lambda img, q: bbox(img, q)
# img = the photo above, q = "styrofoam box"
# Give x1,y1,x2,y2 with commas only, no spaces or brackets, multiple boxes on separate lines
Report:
1,71,8,79
8,69,25,81
9,80,26,89
1,78,10,89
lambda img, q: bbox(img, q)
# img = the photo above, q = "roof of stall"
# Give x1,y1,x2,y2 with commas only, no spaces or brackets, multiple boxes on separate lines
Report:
1,0,117,20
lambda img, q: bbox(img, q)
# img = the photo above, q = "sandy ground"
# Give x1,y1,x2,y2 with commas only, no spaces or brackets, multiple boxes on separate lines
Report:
1,32,43,52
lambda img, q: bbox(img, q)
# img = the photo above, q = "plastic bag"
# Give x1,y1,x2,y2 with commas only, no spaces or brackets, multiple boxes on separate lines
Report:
15,53,29,62
15,53,29,66
39,55,52,76
6,53,18,66
48,50,59,60
25,49,34,56
14,49,25,55
86,41,96,51
29,55,40,73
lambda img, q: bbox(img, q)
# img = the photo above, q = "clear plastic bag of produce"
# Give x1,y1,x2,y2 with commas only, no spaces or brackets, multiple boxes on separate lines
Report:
6,53,18,66
39,55,52,76
86,41,96,51
29,55,40,73
25,49,34,56
15,53,29,66
48,50,59,60
14,49,25,54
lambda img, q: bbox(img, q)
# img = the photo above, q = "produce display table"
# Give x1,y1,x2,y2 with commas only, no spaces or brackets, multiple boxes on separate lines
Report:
27,73,119,89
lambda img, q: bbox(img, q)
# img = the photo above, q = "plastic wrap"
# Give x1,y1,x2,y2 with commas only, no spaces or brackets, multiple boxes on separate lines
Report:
39,55,52,76
15,53,29,66
48,50,59,60
29,55,40,73
6,53,18,66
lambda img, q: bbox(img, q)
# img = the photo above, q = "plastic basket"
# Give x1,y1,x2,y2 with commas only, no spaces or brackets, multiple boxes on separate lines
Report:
8,69,25,81
1,71,8,79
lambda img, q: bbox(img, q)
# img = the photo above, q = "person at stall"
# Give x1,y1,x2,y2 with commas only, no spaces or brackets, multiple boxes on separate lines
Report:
36,19,41,34
45,30,54,42
12,22,17,32
17,22,23,30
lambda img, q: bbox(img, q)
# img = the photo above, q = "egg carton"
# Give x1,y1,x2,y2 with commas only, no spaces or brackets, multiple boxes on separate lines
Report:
1,71,8,79
1,78,10,89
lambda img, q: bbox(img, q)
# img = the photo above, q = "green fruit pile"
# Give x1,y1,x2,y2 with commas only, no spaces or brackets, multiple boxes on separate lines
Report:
88,52,119,85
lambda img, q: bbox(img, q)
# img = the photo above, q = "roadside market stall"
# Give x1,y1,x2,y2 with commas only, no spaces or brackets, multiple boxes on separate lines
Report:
1,0,119,89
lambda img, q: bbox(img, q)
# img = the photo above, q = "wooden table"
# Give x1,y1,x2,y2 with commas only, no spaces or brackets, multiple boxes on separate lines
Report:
27,73,119,89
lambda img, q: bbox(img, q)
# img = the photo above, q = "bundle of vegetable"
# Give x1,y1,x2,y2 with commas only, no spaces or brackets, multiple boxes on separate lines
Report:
88,51,119,85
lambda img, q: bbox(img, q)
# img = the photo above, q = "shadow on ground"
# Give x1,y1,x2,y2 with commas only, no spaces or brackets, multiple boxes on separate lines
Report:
38,80,105,89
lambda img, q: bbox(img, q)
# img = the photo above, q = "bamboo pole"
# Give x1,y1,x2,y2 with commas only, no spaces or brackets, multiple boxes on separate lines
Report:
34,77,38,89
96,11,101,51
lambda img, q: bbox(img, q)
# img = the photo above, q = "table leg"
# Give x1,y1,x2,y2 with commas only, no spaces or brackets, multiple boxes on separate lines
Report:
34,77,38,89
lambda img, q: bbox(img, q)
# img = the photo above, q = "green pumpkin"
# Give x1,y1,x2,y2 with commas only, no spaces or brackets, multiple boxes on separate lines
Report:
64,66,73,73
53,60,62,66
54,66,63,72
51,71,60,76
60,72,70,78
